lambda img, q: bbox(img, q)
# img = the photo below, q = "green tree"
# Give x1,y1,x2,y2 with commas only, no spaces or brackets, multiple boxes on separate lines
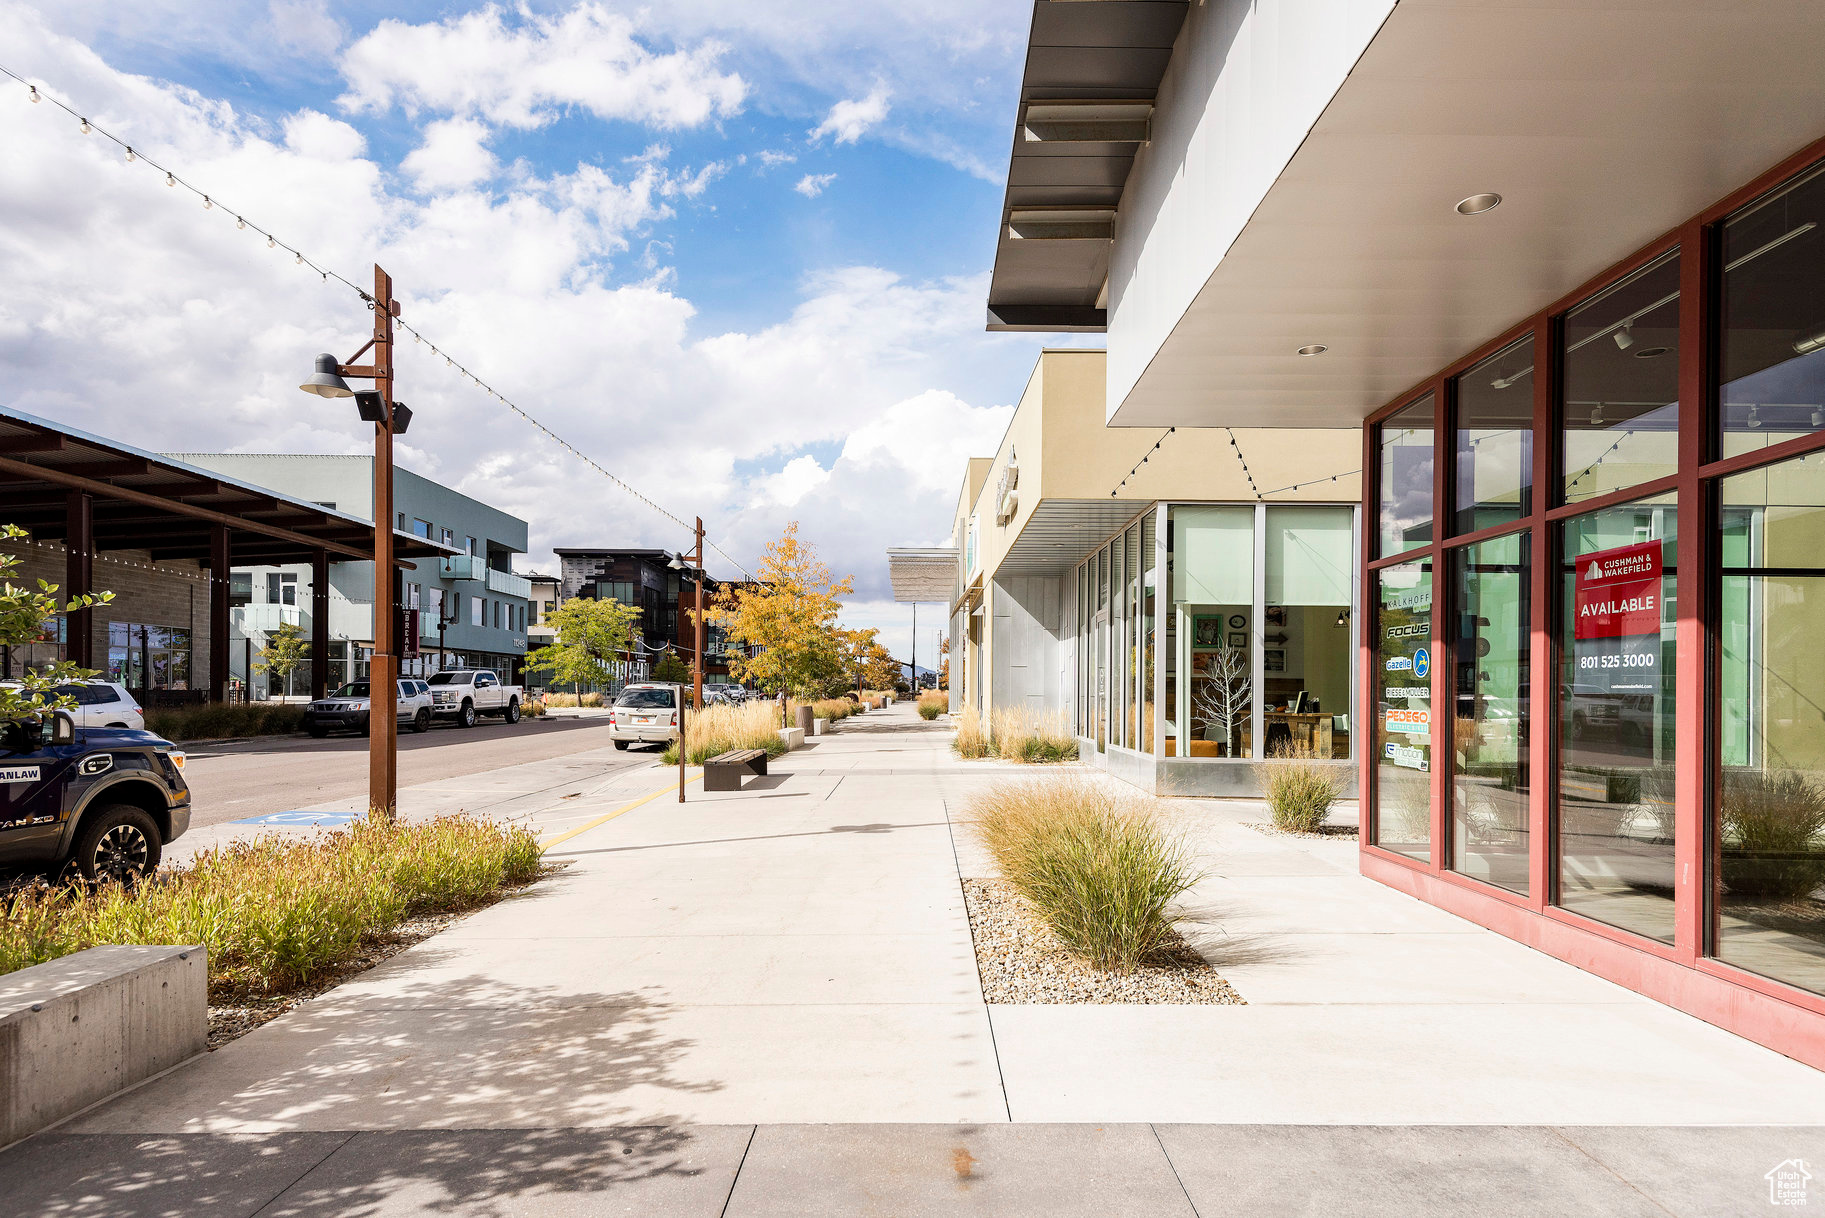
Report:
708,522,852,699
525,596,642,690
0,523,113,724
651,651,691,685
255,620,310,698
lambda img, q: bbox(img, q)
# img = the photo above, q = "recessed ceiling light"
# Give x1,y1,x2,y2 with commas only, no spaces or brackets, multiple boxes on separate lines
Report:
1634,346,1670,359
1297,344,1328,356
1456,192,1502,215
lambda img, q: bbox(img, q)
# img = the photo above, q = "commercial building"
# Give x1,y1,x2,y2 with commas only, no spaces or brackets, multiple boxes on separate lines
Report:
987,1,1825,1067
0,408,441,702
894,348,1361,796
170,455,532,689
554,548,735,682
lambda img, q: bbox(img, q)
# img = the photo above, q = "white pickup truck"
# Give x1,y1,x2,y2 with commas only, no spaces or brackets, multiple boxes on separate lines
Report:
427,669,523,728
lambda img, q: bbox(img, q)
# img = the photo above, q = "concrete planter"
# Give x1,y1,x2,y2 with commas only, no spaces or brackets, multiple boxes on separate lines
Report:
1,945,207,1147
778,727,805,751
811,719,827,736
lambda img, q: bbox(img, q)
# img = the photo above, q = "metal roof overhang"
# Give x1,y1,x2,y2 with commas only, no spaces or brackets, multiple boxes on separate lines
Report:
985,1,1188,333
886,547,959,603
0,406,447,566
997,498,1154,576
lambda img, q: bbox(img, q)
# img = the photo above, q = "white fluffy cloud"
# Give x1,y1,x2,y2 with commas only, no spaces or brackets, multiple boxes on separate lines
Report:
336,4,748,131
809,83,890,144
401,116,497,191
792,172,835,198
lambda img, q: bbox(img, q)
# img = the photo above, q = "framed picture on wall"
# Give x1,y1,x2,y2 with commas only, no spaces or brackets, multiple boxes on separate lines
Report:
1192,615,1224,648
1191,650,1217,676
1265,606,1287,628
1264,648,1286,673
1227,632,1247,649
1228,613,1247,629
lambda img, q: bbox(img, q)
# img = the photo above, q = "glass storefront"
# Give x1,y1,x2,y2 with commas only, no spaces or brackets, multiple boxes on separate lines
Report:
1378,395,1434,557
106,622,193,691
1556,495,1678,941
1077,502,1357,766
1373,560,1432,859
1715,452,1825,996
1562,251,1680,504
1449,532,1530,893
1454,338,1534,534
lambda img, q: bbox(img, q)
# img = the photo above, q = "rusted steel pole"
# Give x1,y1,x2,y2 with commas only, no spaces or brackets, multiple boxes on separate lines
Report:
369,264,399,823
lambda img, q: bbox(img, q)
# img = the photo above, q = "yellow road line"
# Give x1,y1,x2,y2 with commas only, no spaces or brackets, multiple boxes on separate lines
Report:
539,772,701,853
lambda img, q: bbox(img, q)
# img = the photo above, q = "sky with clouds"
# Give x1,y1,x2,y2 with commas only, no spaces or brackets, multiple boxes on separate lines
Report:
0,0,1062,664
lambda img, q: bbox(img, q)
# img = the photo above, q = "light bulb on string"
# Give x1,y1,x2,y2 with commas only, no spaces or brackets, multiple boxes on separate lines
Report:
29,85,40,103
124,146,134,162
267,235,275,248
165,172,174,187
202,196,211,209
79,117,89,133
235,216,244,229
295,252,303,264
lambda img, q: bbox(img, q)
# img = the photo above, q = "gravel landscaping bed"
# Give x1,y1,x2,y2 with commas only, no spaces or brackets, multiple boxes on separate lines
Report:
1243,821,1359,841
962,877,1243,1005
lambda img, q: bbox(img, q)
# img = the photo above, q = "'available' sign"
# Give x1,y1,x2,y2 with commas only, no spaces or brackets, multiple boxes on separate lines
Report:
1574,540,1662,641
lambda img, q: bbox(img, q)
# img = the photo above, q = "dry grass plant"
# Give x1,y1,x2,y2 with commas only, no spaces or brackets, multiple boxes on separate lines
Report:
1720,766,1825,900
988,707,1079,763
967,775,1201,972
664,700,786,765
1256,739,1345,833
145,702,306,742
917,690,947,720
540,691,605,708
0,814,542,994
953,705,992,758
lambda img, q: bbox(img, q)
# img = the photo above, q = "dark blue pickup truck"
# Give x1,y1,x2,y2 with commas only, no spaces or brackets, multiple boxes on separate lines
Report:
0,711,191,883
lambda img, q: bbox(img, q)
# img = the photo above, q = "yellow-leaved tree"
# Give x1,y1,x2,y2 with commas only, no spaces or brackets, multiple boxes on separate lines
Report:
709,522,853,699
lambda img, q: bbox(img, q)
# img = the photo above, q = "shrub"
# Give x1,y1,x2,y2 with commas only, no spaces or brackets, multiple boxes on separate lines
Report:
539,692,605,708
1720,767,1825,901
811,698,858,722
989,707,1079,763
0,813,543,994
521,696,548,718
967,775,1200,972
917,691,946,720
662,700,786,765
1256,740,1345,832
953,706,991,758
145,702,307,742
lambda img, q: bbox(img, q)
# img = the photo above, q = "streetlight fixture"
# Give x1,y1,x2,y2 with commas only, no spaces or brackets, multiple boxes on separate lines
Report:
298,264,409,822
668,520,706,803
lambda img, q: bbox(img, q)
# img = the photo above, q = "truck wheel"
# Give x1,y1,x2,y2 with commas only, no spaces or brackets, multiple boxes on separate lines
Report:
413,708,432,734
504,698,521,724
308,724,329,739
69,804,162,885
460,701,478,728
612,740,629,751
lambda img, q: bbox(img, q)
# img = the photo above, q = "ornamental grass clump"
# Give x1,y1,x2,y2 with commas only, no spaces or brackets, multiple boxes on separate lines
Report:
989,707,1079,763
1256,740,1345,833
917,691,946,720
0,814,542,994
145,702,306,742
812,698,857,721
967,775,1200,972
953,705,991,758
664,700,786,765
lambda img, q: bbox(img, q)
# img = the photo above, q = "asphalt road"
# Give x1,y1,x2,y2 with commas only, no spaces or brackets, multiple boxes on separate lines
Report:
179,715,659,829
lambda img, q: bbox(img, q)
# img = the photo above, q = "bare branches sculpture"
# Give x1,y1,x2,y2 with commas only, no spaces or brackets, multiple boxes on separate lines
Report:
1192,646,1251,757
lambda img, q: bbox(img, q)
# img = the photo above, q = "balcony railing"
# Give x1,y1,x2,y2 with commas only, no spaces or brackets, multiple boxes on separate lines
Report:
441,554,485,581
236,603,303,632
485,568,532,599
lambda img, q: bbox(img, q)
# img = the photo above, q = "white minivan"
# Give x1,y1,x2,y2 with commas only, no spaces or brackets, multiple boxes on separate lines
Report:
608,683,681,751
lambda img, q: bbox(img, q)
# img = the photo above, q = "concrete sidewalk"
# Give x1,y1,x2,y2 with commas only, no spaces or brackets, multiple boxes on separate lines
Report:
10,701,1824,1213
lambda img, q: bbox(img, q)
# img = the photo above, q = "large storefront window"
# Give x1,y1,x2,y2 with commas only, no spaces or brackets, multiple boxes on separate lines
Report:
1720,163,1825,458
1169,505,1253,758
1264,506,1354,760
106,622,193,691
1453,338,1533,534
1449,532,1530,893
1562,251,1680,504
1557,495,1677,942
1374,561,1433,859
1715,453,1825,996
1140,511,1157,754
1378,395,1434,556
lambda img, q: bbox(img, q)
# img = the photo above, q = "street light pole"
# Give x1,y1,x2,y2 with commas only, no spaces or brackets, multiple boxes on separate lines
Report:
299,263,410,823
673,517,706,804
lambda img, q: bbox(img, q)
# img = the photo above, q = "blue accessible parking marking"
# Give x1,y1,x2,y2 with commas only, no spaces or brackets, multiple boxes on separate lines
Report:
232,810,362,827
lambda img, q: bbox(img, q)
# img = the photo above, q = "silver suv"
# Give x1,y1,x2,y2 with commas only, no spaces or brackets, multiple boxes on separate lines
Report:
3,680,144,729
608,684,680,750
304,679,436,737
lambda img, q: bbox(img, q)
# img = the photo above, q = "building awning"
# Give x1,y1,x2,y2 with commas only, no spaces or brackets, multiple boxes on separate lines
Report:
953,571,985,619
998,498,1154,576
887,547,959,603
0,406,448,565
985,0,1189,332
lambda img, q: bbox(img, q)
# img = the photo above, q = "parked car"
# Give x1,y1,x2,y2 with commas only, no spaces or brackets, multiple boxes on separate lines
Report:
704,683,746,704
2,680,144,729
428,670,523,727
608,683,680,750
304,679,435,738
0,710,190,883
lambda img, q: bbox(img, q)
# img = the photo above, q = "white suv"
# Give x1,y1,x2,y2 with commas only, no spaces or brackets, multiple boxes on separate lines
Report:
5,680,146,729
608,683,680,750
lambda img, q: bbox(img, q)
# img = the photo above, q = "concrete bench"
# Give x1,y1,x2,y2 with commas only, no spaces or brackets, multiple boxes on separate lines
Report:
1,945,206,1147
704,748,768,792
778,726,805,751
